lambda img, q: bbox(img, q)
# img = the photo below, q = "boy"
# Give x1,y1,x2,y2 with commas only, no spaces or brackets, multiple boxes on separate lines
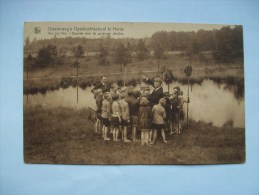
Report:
118,87,131,142
101,92,112,141
150,98,167,144
110,94,121,141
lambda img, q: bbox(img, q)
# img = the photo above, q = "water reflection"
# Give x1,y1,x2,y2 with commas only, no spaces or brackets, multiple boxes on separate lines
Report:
24,80,245,128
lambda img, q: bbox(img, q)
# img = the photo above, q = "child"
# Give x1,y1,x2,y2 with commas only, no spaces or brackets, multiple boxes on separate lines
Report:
150,98,167,144
118,87,131,142
110,82,120,99
138,97,152,146
178,90,190,133
95,89,103,134
169,89,180,134
126,90,140,141
110,95,121,141
101,92,112,141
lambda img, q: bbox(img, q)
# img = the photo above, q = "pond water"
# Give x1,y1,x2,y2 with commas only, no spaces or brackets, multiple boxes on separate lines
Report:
24,79,245,128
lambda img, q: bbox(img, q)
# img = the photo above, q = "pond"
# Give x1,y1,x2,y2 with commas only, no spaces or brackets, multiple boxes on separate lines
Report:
24,79,245,128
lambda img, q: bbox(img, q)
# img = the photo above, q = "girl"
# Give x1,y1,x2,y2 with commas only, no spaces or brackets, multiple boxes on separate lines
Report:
138,96,152,146
126,90,140,141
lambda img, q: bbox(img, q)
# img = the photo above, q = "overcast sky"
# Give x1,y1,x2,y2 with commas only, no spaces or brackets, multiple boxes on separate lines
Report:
24,22,235,41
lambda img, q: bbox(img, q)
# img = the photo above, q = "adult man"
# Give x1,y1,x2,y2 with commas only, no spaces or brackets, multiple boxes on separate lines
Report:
92,76,110,94
142,75,164,107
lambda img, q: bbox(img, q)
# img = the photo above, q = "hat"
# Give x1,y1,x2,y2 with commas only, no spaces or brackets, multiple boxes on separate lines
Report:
154,78,162,84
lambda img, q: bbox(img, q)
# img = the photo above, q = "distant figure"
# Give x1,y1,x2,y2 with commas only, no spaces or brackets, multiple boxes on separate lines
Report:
142,76,164,107
150,98,167,145
92,76,110,93
101,92,112,141
138,97,152,146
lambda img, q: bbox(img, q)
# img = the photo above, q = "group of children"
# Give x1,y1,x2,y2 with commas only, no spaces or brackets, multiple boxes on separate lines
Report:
92,80,189,146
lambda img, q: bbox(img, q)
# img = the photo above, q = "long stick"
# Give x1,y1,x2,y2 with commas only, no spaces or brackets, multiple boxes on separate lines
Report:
26,61,29,102
187,77,189,127
77,62,79,103
123,65,126,86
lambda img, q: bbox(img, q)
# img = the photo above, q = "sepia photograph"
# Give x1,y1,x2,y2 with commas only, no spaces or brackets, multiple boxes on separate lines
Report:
23,22,245,165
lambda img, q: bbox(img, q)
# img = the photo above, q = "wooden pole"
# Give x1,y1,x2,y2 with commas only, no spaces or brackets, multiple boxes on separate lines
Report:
123,65,126,87
26,60,29,102
77,62,79,103
187,77,189,128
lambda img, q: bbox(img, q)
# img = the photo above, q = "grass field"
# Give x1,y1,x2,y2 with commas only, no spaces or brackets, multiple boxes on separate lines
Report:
24,106,245,165
24,53,244,94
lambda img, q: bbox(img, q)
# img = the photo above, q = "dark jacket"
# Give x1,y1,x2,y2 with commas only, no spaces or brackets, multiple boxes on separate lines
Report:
146,79,164,107
92,81,110,93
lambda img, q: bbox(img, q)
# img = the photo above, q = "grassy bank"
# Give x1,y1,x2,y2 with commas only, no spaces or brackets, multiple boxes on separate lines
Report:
24,106,245,164
23,54,244,94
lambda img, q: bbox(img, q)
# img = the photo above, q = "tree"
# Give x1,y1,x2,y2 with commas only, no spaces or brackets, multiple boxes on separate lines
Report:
24,37,31,52
151,31,169,51
213,26,243,63
136,39,150,61
74,45,85,58
114,43,127,64
98,45,109,66
153,44,165,72
35,44,58,67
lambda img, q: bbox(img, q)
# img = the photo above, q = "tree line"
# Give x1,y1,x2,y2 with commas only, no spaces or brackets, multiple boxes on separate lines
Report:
24,25,243,67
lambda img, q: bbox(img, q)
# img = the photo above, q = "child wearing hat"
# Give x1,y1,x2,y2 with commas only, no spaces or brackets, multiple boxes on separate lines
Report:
138,96,152,146
118,88,131,142
150,98,167,144
101,92,112,141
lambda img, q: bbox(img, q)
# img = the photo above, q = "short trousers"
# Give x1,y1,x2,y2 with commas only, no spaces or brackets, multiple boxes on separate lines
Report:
102,118,110,127
96,113,102,120
110,117,120,128
151,123,165,131
179,109,185,120
121,119,130,126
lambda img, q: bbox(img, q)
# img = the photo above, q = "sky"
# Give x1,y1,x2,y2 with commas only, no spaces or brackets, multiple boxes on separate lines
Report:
24,22,235,41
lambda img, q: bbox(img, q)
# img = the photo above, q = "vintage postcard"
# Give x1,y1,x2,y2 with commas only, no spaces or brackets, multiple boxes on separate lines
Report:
24,22,245,164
